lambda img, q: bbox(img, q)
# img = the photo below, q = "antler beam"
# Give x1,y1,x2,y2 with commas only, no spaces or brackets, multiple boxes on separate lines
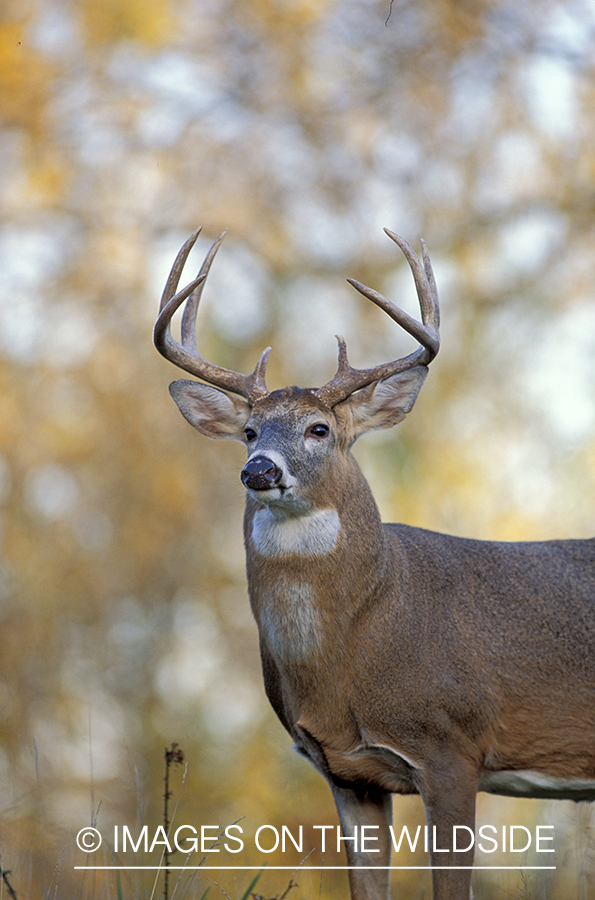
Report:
153,227,270,403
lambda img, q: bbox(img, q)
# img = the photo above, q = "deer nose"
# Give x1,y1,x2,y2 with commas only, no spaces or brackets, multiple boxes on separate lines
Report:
241,456,282,491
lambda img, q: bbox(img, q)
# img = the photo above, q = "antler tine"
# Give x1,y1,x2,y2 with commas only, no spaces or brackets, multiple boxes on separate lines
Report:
158,226,203,314
420,238,440,331
180,230,226,350
385,229,440,340
313,231,440,408
154,229,271,403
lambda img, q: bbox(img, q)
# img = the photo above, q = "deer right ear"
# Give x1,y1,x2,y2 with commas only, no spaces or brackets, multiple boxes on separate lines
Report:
169,380,252,441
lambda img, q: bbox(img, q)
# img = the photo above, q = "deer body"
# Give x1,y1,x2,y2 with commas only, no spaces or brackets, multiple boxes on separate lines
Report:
155,229,595,900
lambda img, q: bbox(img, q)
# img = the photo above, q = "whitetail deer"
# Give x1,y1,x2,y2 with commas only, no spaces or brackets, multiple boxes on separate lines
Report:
154,227,595,900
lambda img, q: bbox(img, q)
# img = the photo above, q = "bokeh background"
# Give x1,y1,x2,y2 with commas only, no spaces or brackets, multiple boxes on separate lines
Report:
1,0,595,897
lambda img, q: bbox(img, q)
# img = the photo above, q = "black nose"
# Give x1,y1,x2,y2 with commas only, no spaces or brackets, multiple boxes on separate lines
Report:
241,456,282,491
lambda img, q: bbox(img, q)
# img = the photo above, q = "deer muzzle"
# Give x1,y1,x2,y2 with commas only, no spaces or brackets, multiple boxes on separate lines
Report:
241,456,283,491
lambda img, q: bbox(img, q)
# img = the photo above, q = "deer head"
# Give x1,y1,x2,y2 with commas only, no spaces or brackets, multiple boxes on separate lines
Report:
154,228,440,516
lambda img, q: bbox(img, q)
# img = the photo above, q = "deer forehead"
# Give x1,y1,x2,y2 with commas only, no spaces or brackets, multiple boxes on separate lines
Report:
247,388,339,448
248,386,334,426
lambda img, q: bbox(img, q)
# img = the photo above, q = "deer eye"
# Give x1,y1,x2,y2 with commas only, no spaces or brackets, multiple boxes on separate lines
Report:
306,423,330,439
244,427,257,442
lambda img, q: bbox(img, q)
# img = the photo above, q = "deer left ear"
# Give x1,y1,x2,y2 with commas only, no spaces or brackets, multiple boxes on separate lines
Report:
338,366,428,440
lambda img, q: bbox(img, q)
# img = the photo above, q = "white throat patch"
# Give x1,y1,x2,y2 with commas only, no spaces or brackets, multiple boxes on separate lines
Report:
252,508,341,557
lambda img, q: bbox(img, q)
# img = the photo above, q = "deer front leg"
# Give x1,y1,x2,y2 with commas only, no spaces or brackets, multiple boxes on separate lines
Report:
331,782,392,900
420,753,478,900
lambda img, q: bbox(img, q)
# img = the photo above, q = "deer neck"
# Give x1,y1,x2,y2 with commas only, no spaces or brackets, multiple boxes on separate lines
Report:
243,454,388,666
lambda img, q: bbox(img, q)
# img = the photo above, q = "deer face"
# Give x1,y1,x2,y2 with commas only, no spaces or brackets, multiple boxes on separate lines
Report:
169,369,428,519
240,388,341,517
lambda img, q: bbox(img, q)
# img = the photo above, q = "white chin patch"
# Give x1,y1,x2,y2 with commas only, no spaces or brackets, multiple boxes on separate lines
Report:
246,485,284,504
252,508,341,557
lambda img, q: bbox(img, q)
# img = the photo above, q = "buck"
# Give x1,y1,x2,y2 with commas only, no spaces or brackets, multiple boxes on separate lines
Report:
154,227,595,900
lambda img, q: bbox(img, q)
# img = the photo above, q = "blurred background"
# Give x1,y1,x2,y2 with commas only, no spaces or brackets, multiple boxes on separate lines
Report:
1,0,595,897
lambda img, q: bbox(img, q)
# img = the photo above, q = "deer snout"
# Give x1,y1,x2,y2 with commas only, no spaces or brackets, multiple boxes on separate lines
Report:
241,456,283,491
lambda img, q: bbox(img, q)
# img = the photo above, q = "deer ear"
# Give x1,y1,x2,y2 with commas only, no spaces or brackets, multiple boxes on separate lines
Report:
169,380,251,441
339,366,428,441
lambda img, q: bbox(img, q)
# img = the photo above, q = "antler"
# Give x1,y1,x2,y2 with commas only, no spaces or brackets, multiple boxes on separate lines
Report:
313,229,440,407
155,227,439,409
153,227,271,402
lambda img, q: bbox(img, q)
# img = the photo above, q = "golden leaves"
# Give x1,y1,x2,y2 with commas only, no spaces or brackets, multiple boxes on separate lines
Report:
0,22,53,133
79,0,175,47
